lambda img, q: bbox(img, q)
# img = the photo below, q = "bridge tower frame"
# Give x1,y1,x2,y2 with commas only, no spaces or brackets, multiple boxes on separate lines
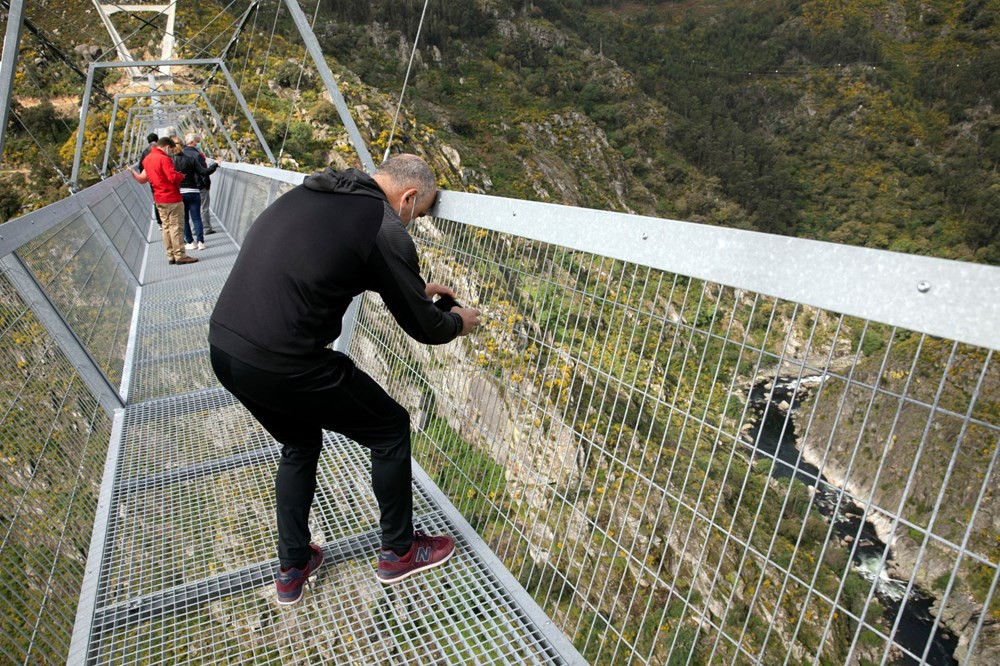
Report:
90,1,177,83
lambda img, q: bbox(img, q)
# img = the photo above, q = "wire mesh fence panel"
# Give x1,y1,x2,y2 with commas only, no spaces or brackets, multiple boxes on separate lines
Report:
212,166,304,247
347,214,999,666
87,187,145,280
0,265,113,666
13,206,136,392
212,169,274,245
113,179,152,238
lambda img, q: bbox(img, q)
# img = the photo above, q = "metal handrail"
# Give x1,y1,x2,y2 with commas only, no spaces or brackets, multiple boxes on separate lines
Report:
218,162,1000,350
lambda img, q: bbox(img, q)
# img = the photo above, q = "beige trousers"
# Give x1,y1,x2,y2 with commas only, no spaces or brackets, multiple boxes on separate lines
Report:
156,202,186,261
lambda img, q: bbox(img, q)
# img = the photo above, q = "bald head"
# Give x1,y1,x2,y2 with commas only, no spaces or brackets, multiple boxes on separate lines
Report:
373,154,437,224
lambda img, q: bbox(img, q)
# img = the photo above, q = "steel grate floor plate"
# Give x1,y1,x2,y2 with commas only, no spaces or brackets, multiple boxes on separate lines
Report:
77,220,574,665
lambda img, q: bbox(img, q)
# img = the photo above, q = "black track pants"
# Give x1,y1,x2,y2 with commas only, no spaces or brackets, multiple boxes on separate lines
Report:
209,346,414,569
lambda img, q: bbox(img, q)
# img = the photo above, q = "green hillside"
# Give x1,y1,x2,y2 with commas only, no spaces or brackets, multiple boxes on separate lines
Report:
315,0,1000,262
3,0,998,265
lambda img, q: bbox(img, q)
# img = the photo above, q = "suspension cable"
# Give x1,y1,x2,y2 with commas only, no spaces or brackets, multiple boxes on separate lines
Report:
18,63,104,177
237,2,262,93
192,2,258,142
188,15,244,62
221,5,262,124
198,8,253,132
0,0,112,101
253,0,284,116
383,0,430,163
10,112,71,185
277,0,323,163
216,9,260,157
21,65,76,140
201,1,259,89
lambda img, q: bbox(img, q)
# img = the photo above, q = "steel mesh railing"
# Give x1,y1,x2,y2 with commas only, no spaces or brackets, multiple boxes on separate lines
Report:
343,205,999,664
212,166,301,246
207,163,1000,664
0,172,149,664
0,255,115,665
8,175,144,391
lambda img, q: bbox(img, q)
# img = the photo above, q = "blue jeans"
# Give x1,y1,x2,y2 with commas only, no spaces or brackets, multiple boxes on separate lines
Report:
182,191,204,243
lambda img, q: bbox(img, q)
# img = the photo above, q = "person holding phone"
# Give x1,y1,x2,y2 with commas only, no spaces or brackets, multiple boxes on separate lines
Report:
209,154,480,604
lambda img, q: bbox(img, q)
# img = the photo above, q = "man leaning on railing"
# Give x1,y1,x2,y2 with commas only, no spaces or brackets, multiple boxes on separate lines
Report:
208,154,481,605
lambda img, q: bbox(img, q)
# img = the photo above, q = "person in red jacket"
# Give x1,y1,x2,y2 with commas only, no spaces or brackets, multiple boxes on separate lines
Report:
136,137,198,265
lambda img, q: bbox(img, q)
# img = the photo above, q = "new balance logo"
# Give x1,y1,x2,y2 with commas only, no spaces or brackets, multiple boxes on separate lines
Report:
416,546,432,562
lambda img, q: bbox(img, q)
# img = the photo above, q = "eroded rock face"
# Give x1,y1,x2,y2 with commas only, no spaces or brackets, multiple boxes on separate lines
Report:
352,256,582,500
517,111,637,211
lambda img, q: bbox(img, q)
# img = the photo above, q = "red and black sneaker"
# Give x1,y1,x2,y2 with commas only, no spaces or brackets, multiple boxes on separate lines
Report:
376,531,455,585
275,543,324,605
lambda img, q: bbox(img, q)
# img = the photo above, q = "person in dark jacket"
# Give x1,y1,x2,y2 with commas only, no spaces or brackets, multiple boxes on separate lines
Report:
176,133,219,250
197,148,217,235
209,154,481,604
132,132,162,227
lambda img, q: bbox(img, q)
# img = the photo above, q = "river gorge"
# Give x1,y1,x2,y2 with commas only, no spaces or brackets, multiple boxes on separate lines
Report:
746,378,958,665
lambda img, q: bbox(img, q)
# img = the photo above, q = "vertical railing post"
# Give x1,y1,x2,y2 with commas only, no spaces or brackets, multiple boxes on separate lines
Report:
282,0,375,172
70,62,99,190
332,297,362,354
0,0,26,166
217,62,275,165
119,106,137,168
199,93,241,161
101,96,122,176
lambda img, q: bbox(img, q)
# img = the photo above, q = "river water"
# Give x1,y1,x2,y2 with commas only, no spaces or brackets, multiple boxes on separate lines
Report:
746,378,957,665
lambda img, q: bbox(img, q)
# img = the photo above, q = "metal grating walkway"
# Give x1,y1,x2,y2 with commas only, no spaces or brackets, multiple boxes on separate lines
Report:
72,220,578,665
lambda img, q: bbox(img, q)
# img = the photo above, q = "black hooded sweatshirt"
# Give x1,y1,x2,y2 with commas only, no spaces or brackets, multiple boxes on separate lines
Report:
175,145,218,190
208,168,462,373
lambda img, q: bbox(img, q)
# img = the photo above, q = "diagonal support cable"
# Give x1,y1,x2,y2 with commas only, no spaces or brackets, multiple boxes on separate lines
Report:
201,1,259,91
282,0,375,172
383,0,430,163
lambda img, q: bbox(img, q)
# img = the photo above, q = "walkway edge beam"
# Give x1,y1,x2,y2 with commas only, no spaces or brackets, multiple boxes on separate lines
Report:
283,0,376,173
